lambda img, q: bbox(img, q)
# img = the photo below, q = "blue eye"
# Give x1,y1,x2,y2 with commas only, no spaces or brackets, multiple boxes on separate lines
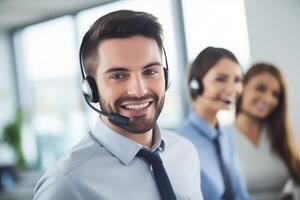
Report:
143,69,157,76
111,73,128,79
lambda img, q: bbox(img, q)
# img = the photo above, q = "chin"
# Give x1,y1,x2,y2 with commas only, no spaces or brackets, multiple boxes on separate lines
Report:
223,105,231,110
127,121,155,134
252,113,268,120
218,105,230,110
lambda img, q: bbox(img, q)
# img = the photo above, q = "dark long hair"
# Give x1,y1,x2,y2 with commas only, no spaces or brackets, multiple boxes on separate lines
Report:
236,63,300,183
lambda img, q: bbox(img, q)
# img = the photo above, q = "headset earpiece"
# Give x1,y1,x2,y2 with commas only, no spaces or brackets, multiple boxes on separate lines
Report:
163,68,169,91
189,76,203,97
82,75,99,103
162,46,170,91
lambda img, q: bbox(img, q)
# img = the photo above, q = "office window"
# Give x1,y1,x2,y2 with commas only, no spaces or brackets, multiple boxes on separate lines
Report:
0,33,17,129
15,16,87,168
182,0,250,125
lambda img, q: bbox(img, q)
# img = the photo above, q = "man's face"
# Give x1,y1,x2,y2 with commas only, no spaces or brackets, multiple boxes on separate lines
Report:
96,36,165,134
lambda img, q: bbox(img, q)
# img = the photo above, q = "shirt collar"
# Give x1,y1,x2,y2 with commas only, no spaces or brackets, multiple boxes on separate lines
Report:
150,124,165,152
188,109,223,141
90,120,164,166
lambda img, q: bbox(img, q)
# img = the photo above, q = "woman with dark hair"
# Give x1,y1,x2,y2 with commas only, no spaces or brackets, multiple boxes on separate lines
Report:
177,47,253,200
229,63,300,199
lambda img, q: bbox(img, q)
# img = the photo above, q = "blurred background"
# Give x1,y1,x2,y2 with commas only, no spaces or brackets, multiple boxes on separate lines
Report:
0,0,299,199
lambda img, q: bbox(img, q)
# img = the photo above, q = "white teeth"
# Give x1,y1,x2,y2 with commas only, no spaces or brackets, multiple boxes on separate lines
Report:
255,102,269,111
125,102,149,110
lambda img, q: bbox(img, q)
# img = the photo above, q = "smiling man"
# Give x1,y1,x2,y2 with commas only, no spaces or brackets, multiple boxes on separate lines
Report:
33,10,203,200
98,36,165,140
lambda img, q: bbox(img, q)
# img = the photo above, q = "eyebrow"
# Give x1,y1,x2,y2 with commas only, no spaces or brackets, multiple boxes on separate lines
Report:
216,73,229,77
216,72,242,77
104,61,161,74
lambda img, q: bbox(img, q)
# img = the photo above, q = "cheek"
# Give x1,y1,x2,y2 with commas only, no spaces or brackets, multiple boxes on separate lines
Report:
149,76,165,95
272,98,280,109
152,85,165,103
98,80,122,104
202,80,218,95
236,85,243,97
241,92,253,109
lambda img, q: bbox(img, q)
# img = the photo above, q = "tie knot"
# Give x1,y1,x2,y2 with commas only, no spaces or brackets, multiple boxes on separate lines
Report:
136,148,162,165
136,148,177,200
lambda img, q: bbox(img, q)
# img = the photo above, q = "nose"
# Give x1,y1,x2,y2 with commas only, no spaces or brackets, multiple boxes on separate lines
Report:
264,91,277,104
127,75,148,97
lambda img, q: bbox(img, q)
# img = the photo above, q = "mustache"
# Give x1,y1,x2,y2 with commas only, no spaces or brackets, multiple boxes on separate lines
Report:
115,94,158,105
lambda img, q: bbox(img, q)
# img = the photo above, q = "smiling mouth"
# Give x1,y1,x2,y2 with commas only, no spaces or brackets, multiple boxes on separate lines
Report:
122,102,152,110
120,100,153,111
219,96,234,105
255,101,270,111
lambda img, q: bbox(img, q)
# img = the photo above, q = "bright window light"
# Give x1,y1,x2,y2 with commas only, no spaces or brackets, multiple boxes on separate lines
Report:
182,0,251,125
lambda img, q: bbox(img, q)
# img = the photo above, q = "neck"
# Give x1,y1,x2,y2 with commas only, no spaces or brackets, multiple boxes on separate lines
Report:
100,116,153,148
235,112,263,146
194,99,218,127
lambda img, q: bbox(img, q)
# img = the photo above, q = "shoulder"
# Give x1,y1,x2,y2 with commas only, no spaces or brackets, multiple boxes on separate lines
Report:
176,118,202,141
176,117,193,133
52,135,101,173
161,129,199,161
223,123,236,133
34,134,109,198
223,123,239,141
33,169,82,199
162,129,196,149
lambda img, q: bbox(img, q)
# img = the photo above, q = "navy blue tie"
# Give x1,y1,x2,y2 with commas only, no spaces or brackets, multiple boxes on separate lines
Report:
137,148,177,200
214,131,235,200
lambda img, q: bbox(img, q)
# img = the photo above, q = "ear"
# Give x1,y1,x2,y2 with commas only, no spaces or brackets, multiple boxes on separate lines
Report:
82,76,99,103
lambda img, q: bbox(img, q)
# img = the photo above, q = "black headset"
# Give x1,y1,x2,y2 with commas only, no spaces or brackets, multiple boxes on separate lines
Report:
79,31,169,126
189,75,203,97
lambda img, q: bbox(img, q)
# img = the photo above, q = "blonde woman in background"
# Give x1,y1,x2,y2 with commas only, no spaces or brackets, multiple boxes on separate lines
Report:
228,63,300,200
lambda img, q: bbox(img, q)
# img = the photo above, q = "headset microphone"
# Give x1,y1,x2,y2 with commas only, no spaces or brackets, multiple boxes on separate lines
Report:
82,93,130,127
202,96,233,105
218,97,233,105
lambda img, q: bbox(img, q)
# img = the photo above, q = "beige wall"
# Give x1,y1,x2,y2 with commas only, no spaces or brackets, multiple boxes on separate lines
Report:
244,0,300,143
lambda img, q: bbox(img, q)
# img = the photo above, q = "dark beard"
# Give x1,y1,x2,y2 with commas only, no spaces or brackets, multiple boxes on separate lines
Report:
100,93,165,134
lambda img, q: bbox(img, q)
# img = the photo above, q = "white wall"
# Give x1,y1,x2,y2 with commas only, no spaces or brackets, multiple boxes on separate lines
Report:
0,31,16,131
244,0,300,143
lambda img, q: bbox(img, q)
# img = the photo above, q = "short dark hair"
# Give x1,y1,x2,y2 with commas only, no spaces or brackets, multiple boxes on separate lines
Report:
80,10,163,78
188,46,240,100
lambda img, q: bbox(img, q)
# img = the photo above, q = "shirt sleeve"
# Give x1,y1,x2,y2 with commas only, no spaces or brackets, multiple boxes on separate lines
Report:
33,174,84,200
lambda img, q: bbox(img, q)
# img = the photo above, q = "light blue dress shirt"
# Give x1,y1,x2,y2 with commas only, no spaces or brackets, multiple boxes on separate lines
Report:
34,120,203,200
177,110,254,200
